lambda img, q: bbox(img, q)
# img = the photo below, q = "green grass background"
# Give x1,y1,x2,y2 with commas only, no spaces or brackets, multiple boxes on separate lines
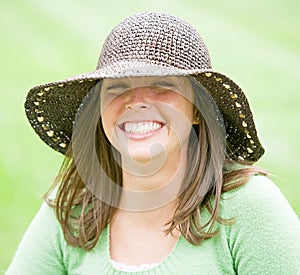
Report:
1,0,299,270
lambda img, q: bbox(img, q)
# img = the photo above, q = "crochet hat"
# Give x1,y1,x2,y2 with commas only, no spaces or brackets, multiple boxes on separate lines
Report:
25,12,264,162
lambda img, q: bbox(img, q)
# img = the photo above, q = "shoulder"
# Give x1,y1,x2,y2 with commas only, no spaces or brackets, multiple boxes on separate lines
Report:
19,201,64,247
223,174,281,200
220,175,298,221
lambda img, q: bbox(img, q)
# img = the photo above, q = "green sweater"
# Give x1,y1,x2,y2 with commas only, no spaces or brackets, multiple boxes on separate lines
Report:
6,176,300,274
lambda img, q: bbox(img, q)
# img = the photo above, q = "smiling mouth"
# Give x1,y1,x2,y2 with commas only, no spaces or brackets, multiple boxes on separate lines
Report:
120,121,164,135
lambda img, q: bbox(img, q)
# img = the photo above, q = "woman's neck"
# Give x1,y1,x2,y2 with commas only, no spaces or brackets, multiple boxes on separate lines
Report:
112,198,179,231
110,198,180,265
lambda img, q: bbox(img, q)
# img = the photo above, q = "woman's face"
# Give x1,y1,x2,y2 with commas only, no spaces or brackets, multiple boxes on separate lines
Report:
100,76,197,168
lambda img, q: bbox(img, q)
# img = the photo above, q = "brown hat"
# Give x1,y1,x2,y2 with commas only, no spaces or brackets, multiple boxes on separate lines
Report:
25,12,264,162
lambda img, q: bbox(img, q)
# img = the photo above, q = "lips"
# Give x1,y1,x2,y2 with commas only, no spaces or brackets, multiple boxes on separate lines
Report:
119,121,164,135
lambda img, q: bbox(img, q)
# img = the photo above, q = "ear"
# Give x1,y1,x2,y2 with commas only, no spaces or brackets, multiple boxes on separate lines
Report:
193,108,201,125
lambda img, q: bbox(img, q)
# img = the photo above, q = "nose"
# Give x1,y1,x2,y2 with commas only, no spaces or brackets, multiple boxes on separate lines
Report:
125,87,151,109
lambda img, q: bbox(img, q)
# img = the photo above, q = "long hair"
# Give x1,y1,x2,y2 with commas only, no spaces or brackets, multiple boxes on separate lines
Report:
45,77,268,249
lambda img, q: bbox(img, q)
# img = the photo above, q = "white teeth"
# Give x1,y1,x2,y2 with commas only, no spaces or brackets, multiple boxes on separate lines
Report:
124,121,162,134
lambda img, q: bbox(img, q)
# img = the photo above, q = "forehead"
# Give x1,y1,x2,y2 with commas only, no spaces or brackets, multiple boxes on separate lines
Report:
102,76,190,87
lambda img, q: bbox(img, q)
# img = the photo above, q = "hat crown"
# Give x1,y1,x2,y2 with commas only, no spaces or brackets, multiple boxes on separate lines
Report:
97,12,212,71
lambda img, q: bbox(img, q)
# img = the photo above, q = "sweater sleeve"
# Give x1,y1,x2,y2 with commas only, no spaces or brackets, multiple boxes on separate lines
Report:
5,202,66,275
221,176,300,275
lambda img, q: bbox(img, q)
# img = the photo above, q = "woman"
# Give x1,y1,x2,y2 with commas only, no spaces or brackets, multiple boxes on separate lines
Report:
7,12,300,274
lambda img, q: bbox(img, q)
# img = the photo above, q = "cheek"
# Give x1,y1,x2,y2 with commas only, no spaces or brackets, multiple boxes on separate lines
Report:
163,99,194,140
100,104,119,142
170,97,194,123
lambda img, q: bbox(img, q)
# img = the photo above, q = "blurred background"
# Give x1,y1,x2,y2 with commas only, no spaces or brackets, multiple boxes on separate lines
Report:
1,0,299,270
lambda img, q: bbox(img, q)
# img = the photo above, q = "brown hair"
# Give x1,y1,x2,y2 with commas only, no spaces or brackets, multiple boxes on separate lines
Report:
45,79,268,250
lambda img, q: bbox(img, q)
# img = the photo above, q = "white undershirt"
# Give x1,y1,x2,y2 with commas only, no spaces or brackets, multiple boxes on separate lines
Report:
110,259,161,272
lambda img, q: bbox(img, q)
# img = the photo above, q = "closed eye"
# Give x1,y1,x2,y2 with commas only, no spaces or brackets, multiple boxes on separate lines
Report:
105,82,129,95
153,81,174,88
151,81,175,94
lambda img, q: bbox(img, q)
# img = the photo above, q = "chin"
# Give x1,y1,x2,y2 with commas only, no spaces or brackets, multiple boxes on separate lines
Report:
120,147,168,176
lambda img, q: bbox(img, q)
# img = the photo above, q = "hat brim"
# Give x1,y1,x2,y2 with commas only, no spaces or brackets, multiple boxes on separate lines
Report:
25,63,264,162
